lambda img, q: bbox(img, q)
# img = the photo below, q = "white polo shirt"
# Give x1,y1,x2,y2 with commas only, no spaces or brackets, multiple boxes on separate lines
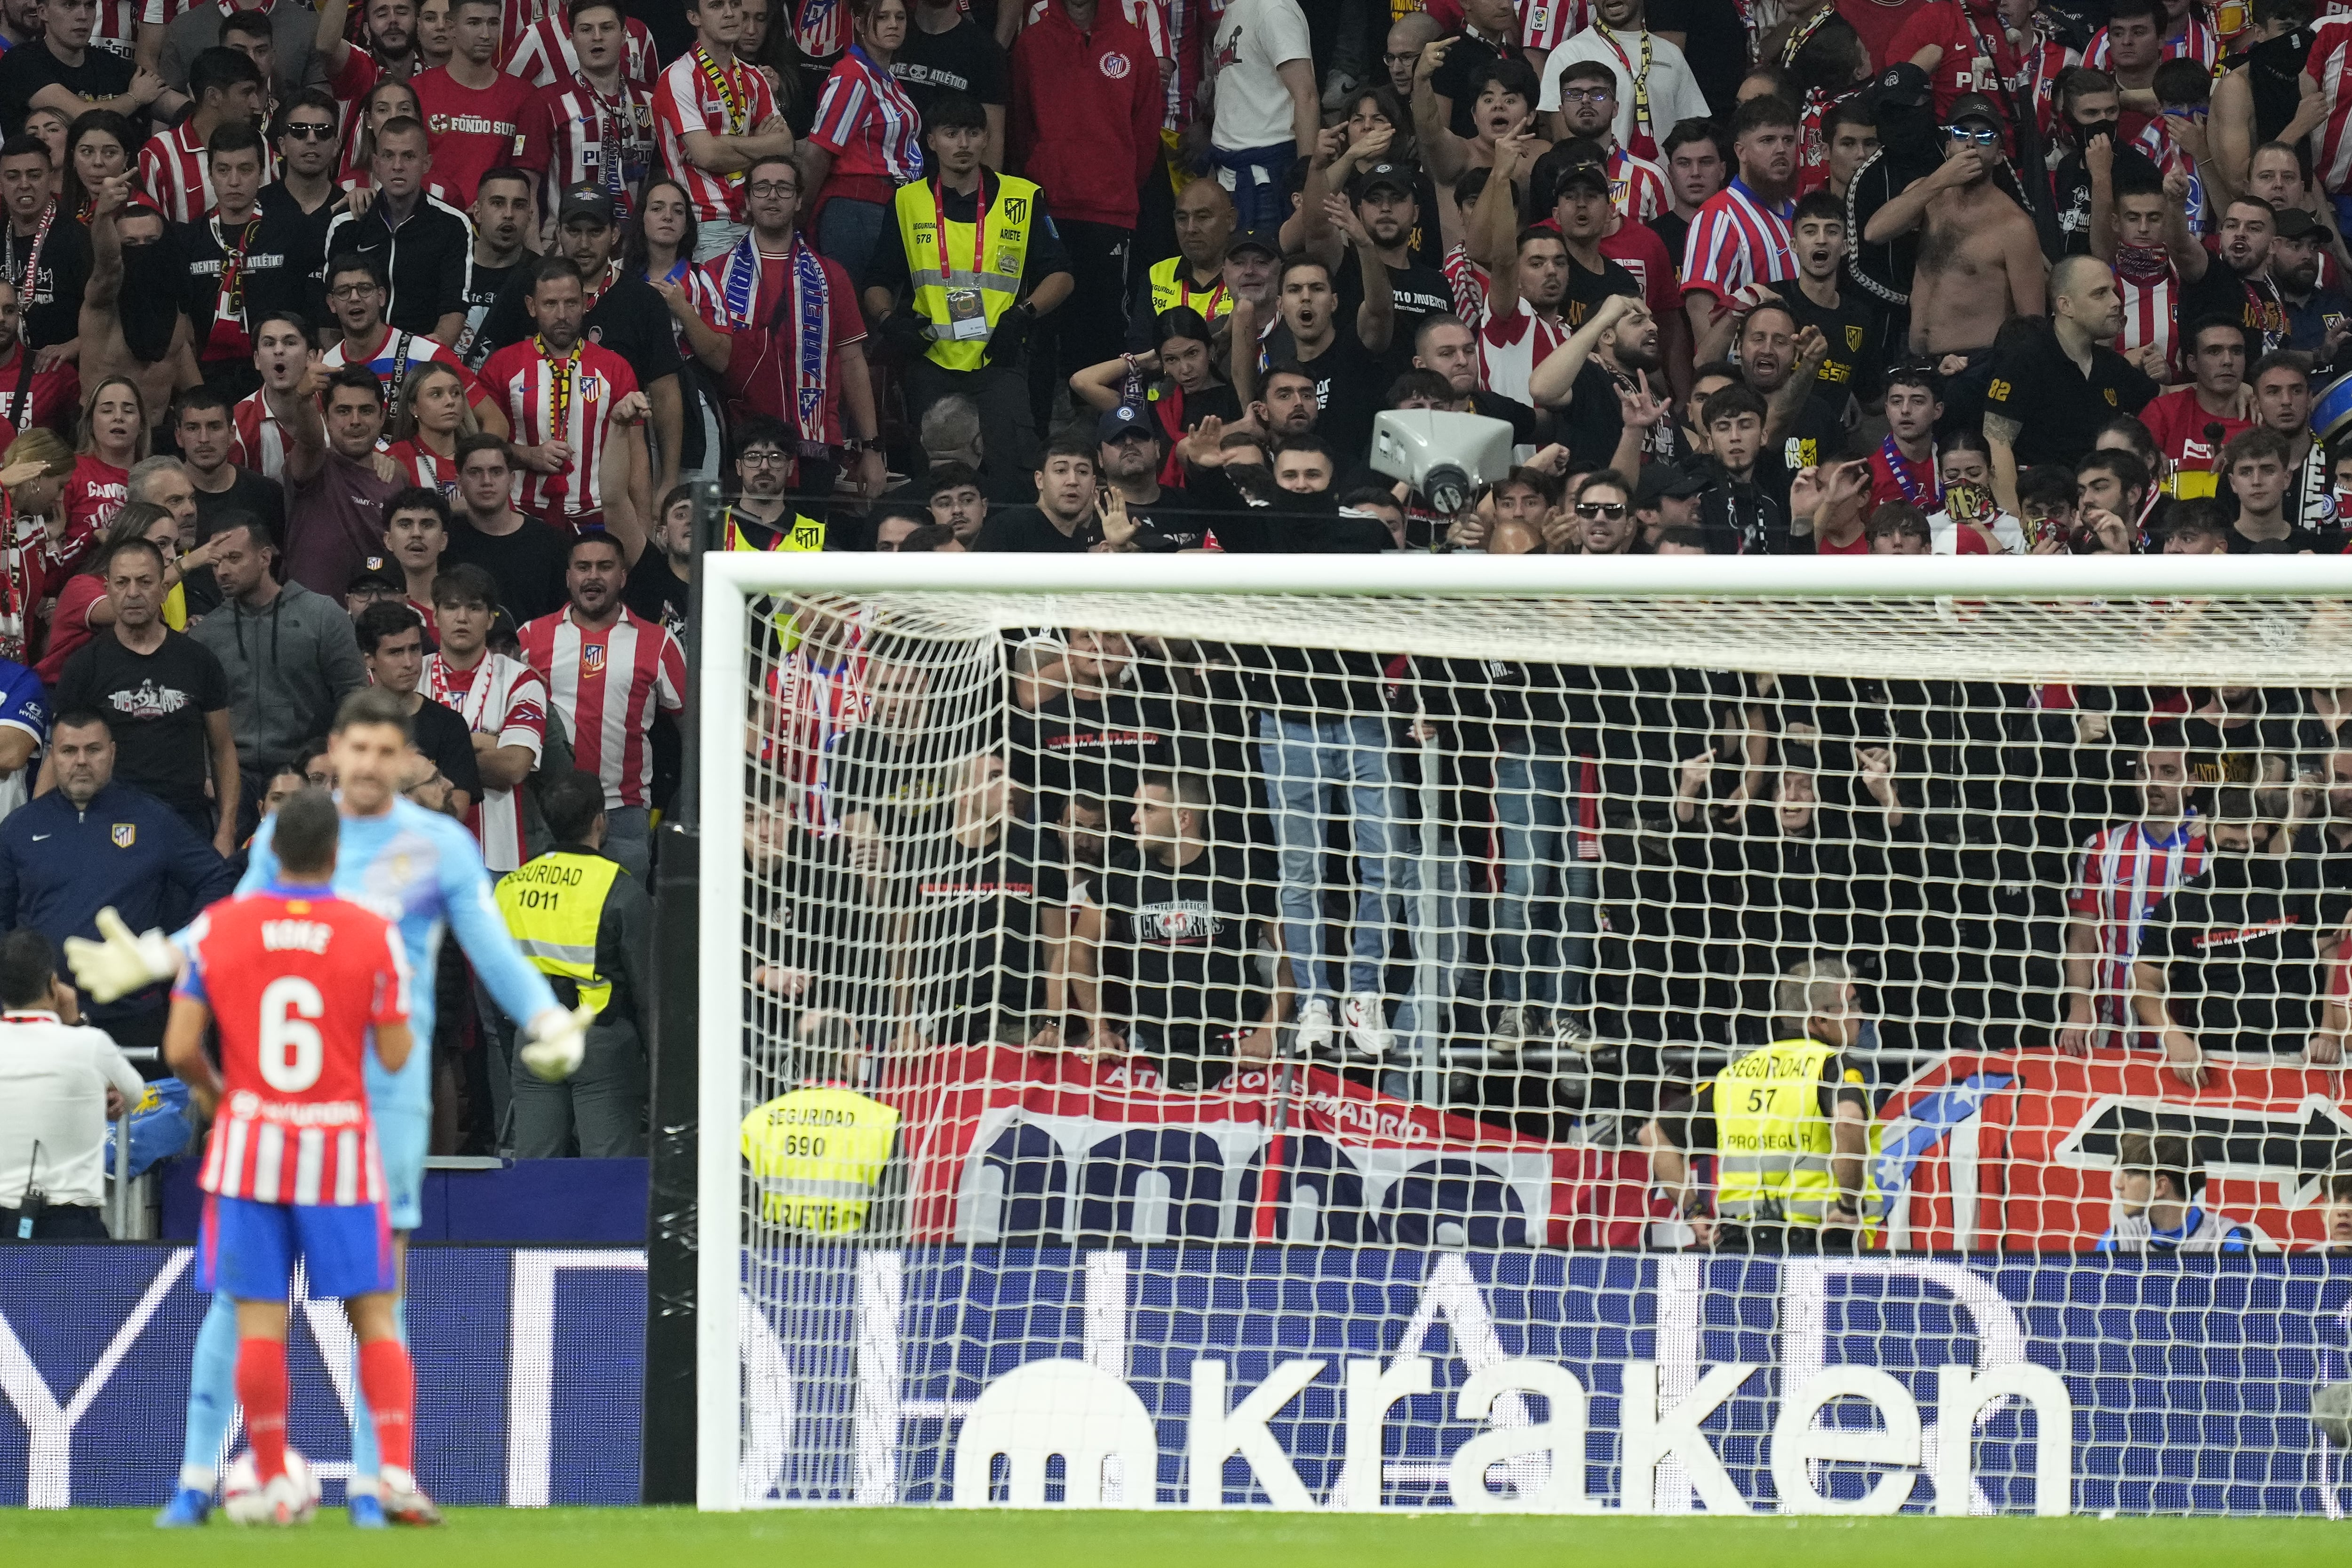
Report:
0,1009,146,1212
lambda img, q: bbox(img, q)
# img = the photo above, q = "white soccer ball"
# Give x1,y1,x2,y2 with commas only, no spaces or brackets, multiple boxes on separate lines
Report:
222,1447,320,1525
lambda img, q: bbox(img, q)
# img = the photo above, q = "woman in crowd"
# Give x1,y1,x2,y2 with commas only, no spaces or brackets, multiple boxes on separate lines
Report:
64,379,148,565
62,112,135,223
387,361,479,496
802,0,922,286
628,178,730,485
341,77,422,194
23,107,67,200
1070,307,1242,487
0,430,76,667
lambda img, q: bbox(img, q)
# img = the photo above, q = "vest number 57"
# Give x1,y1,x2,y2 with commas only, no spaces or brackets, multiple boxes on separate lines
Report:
257,976,326,1093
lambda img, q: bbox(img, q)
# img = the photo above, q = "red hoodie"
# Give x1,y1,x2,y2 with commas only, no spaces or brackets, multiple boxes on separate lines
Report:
1009,0,1162,229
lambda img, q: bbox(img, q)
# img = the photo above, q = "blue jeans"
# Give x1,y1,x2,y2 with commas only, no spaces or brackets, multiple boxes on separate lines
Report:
1493,745,1598,1010
816,196,890,290
1257,712,1415,1013
1214,142,1296,229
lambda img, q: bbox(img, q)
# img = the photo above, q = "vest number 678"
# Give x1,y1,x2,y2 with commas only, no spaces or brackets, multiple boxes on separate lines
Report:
257,975,327,1093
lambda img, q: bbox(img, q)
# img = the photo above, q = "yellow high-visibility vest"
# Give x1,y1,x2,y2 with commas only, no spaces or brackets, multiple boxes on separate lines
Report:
1713,1036,1845,1226
892,173,1040,374
1145,255,1234,325
725,508,826,552
740,1084,900,1236
494,850,621,1016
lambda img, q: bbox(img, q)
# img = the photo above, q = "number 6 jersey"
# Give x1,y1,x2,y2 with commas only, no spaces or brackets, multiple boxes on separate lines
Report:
175,885,413,1206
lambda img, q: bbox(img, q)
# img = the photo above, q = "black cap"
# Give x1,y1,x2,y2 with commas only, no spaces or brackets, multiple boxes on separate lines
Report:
1227,224,1281,259
347,554,403,594
557,183,618,228
1097,403,1160,445
1350,160,1416,200
1556,161,1610,199
1871,63,1932,111
1948,92,2005,130
2275,205,2321,241
1634,463,1709,506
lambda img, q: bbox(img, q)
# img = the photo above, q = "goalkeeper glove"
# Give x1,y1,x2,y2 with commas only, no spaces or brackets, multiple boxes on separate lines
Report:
63,907,180,1003
517,1003,598,1082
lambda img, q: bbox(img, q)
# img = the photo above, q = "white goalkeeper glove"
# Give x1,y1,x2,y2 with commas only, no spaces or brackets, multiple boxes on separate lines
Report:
517,1003,598,1082
63,907,180,1004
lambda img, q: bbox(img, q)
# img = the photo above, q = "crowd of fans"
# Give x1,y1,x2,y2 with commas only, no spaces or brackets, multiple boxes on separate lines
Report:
0,0,2343,1209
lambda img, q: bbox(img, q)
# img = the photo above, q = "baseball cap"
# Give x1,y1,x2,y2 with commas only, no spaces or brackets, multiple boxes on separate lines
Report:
1555,160,1610,199
2275,205,2322,241
1351,160,1416,201
1870,63,1932,111
1227,224,1282,259
1633,463,1709,507
557,183,619,228
1948,92,2005,131
347,554,403,595
1097,404,1161,445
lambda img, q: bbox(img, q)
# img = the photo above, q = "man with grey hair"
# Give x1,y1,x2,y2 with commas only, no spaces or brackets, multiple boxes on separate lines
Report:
1637,955,1872,1251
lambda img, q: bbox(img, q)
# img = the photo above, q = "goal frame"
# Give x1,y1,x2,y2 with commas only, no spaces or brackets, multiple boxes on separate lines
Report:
691,550,2352,1512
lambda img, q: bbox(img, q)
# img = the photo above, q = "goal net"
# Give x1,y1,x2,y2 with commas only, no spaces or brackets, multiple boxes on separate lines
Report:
694,554,2352,1517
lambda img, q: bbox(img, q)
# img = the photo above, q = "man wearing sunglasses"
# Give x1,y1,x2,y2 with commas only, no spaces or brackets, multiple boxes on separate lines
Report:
1865,93,2043,429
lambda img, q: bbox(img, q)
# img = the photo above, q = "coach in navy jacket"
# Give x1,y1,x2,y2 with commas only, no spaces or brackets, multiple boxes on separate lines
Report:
0,714,238,1062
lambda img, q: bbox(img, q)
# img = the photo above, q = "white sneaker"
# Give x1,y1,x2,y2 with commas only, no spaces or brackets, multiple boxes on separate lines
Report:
1342,993,1391,1059
1295,997,1334,1055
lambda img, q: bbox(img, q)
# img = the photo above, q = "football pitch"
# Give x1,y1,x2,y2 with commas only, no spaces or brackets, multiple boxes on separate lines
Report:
8,1510,2348,1566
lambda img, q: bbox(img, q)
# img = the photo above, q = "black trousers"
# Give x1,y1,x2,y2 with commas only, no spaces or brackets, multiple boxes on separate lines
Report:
0,1202,110,1240
1053,219,1135,390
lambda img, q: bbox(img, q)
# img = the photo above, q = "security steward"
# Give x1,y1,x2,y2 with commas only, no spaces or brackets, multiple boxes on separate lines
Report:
494,770,653,1158
1127,175,1237,349
739,1011,903,1241
1638,958,1875,1251
862,89,1074,481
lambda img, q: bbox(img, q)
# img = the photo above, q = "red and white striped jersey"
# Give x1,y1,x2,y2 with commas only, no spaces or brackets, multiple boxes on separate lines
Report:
178,888,410,1208
476,337,642,528
1680,177,1796,304
807,47,925,185
789,0,852,62
653,259,726,359
230,387,288,478
652,45,780,225
2067,817,2208,1034
88,0,136,57
521,74,655,224
504,12,660,88
322,325,485,416
1443,244,1491,329
2310,16,2352,196
2114,248,2180,380
2087,15,2217,70
764,627,871,832
517,605,685,810
1521,0,1592,49
1478,303,1570,405
1607,144,1668,223
424,649,548,872
385,437,459,498
138,0,201,25
137,120,211,224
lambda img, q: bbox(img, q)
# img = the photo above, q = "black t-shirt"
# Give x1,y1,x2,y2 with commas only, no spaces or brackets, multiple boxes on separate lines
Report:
1263,321,1389,456
2179,258,2288,356
1022,687,1177,808
193,467,286,545
2052,151,2094,257
411,693,483,802
0,40,142,143
623,559,690,643
975,505,1099,552
56,629,229,820
482,271,685,391
256,182,350,295
1127,485,1211,552
1765,390,1850,510
0,216,91,352
1562,252,1640,333
2138,852,2327,1054
175,208,325,363
441,514,573,623
1090,842,1276,1074
1469,386,1542,447
1983,323,2161,468
1648,209,1691,271
1335,257,1457,378
1554,357,1624,471
2225,519,2334,554
823,722,955,849
902,820,1064,1040
1781,286,1883,409
456,253,534,370
1645,0,1743,109
891,16,1008,118
2177,693,2323,786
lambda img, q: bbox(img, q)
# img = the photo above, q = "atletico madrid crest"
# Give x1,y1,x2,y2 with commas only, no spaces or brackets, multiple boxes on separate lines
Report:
583,644,607,675
1845,324,1863,351
111,823,136,847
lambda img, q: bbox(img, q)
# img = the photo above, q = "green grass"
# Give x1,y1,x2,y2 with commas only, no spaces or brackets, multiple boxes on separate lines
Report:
5,1509,2348,1568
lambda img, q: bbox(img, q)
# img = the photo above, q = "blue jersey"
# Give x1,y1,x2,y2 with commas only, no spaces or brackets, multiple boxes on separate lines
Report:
238,797,559,1116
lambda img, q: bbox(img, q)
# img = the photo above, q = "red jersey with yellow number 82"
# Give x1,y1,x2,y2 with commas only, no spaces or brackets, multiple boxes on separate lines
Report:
175,889,413,1207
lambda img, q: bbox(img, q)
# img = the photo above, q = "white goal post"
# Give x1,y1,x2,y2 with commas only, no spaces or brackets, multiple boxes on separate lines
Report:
694,552,2352,1515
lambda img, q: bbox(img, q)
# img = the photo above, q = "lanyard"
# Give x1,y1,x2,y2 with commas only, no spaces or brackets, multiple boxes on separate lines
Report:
932,175,991,285
1594,23,1653,142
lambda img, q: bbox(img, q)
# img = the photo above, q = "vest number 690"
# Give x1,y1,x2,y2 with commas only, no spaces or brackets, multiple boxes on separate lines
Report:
257,975,326,1092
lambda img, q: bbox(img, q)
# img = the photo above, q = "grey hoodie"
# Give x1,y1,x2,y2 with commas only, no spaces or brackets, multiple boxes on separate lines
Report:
187,580,370,778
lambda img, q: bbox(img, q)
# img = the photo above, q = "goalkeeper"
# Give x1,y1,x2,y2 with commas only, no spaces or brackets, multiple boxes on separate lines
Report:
67,690,593,1528
1636,958,1875,1252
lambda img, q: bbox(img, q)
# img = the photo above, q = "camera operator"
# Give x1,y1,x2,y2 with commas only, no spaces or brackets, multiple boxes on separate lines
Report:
0,929,145,1240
